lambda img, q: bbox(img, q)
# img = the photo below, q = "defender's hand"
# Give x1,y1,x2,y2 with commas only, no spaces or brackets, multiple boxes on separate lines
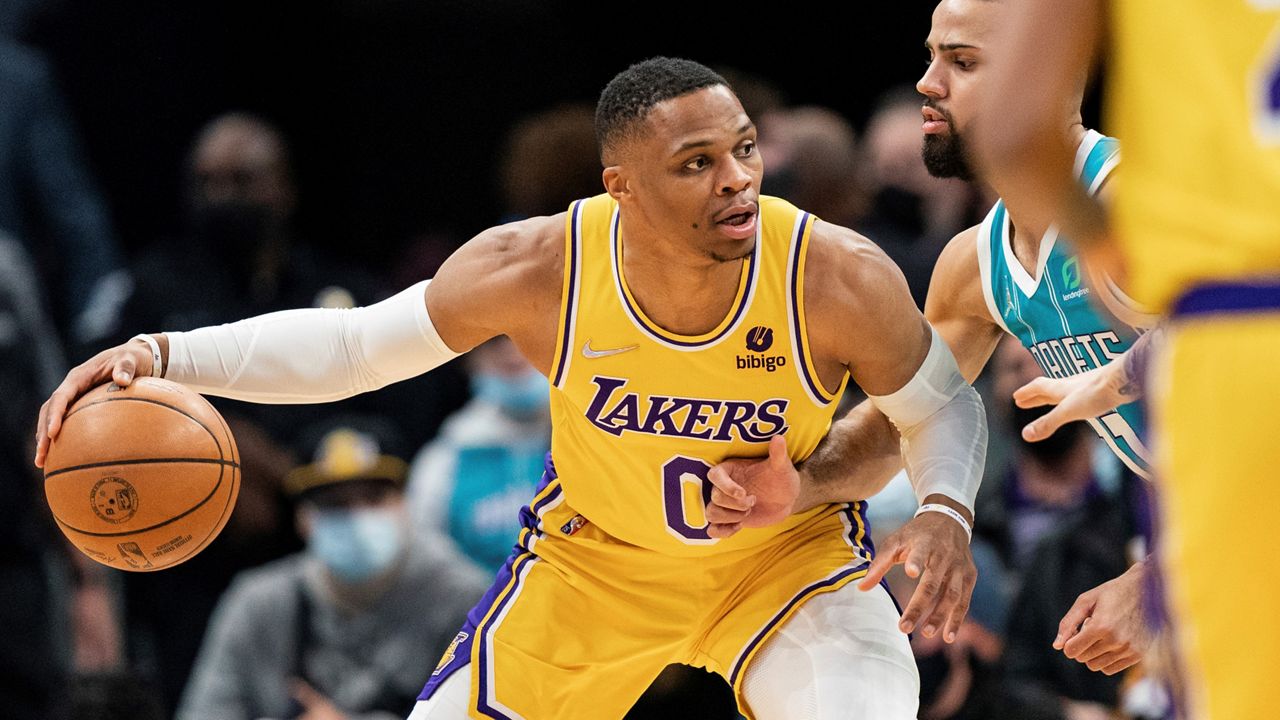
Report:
858,500,976,644
1013,361,1127,442
35,339,156,468
705,435,799,539
1055,560,1153,675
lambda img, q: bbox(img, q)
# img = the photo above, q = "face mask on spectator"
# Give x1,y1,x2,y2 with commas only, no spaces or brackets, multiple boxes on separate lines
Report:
1010,401,1086,464
307,507,404,582
471,369,549,418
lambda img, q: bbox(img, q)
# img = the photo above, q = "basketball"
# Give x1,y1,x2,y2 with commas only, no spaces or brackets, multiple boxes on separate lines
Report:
43,377,240,572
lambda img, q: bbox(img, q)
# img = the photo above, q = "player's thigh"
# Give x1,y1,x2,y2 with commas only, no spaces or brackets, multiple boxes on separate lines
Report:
1158,315,1280,720
740,582,919,720
408,666,472,720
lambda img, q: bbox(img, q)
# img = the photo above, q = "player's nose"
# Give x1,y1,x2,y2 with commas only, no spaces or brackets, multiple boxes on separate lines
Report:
718,158,754,196
917,61,945,99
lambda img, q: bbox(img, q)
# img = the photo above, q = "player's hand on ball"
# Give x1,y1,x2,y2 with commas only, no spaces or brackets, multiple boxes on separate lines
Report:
1055,559,1152,675
858,498,976,644
35,336,159,468
705,434,799,538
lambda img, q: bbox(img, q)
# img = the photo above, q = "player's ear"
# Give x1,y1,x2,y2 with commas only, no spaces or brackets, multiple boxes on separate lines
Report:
602,166,629,201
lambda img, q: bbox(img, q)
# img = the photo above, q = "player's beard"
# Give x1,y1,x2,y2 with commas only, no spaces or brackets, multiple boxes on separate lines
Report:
921,108,975,181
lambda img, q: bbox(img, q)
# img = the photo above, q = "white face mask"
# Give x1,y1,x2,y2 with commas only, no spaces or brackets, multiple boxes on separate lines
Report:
307,507,404,582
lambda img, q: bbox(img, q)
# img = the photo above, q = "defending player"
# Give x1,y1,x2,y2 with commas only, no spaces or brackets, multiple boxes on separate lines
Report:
706,0,1159,677
972,1,1280,717
36,58,985,719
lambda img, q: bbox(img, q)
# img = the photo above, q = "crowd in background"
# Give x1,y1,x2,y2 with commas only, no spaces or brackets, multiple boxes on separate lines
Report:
0,5,1159,720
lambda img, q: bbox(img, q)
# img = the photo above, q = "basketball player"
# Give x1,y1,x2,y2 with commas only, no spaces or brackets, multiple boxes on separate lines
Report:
36,58,987,719
971,2,1280,717
705,0,1158,677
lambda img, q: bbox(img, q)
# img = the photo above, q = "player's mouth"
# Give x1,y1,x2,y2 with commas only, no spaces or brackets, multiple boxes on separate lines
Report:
922,106,950,135
714,202,758,240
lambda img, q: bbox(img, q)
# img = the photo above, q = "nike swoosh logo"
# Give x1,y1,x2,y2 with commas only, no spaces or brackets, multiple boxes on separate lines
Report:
581,340,638,359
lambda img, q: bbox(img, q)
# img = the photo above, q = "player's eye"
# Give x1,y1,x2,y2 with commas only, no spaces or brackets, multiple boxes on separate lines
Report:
736,142,756,157
684,156,709,171
955,58,976,70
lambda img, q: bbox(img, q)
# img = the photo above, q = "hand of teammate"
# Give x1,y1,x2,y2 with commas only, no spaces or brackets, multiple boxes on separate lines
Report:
704,434,800,539
858,499,976,644
1055,559,1153,675
1012,360,1127,442
290,679,350,720
34,338,156,469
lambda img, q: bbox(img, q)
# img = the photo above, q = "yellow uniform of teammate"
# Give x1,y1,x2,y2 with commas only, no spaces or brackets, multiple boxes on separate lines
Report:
427,193,875,718
1110,3,1280,717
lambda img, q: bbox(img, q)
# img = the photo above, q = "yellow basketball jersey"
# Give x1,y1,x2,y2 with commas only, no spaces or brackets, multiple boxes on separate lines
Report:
1108,0,1280,310
543,193,849,558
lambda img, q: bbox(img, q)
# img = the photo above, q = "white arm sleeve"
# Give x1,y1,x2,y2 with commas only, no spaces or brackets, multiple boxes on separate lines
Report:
867,326,987,513
163,279,461,403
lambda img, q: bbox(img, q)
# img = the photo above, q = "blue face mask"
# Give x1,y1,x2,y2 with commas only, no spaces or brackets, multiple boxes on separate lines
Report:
307,507,404,582
470,369,549,417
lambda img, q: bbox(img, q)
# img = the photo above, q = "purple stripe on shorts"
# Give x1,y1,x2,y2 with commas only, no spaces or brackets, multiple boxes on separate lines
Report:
728,562,869,687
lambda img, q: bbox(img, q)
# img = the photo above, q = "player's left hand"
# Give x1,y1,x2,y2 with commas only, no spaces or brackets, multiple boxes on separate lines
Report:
704,434,800,538
858,498,976,644
1055,559,1153,675
1012,360,1128,442
290,679,350,720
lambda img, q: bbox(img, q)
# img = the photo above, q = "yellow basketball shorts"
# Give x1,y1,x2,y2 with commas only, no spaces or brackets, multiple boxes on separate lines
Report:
1157,280,1280,719
418,460,878,719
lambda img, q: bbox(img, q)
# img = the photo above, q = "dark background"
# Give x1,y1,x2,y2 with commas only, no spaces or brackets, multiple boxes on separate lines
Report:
27,0,937,275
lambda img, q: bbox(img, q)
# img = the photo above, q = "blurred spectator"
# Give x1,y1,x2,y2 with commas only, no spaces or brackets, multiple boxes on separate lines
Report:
975,338,1115,576
500,103,602,221
407,337,551,572
858,87,978,307
122,112,375,335
0,233,73,720
0,15,130,349
70,672,165,720
758,105,867,228
976,338,1145,719
178,422,488,720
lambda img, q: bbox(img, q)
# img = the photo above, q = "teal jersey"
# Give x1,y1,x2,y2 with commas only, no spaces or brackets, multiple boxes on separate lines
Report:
976,130,1152,478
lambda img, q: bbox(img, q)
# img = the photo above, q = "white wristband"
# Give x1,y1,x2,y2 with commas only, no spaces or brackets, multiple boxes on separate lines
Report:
131,334,163,377
915,503,972,542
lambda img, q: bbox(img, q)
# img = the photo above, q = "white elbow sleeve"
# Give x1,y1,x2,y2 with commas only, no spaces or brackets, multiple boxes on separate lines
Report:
164,279,461,403
867,326,987,512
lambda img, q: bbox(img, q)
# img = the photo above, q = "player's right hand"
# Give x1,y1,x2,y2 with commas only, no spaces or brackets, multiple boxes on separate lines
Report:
705,434,800,538
35,339,155,469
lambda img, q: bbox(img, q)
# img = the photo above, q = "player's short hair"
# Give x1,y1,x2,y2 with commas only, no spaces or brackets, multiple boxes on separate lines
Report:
595,57,729,163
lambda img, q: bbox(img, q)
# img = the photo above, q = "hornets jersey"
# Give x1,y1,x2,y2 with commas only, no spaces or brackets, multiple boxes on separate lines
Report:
543,193,850,557
1109,0,1280,310
976,130,1152,478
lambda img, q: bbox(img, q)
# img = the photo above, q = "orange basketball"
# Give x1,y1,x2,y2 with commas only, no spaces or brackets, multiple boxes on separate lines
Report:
43,377,240,571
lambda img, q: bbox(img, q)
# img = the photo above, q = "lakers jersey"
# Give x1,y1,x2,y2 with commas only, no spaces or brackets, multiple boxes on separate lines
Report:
977,130,1152,478
543,193,849,557
1109,0,1280,310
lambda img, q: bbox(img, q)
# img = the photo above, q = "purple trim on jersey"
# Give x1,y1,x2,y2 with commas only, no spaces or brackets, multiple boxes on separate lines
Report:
727,561,870,688
612,208,758,348
552,200,583,387
1171,278,1280,319
787,213,830,403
